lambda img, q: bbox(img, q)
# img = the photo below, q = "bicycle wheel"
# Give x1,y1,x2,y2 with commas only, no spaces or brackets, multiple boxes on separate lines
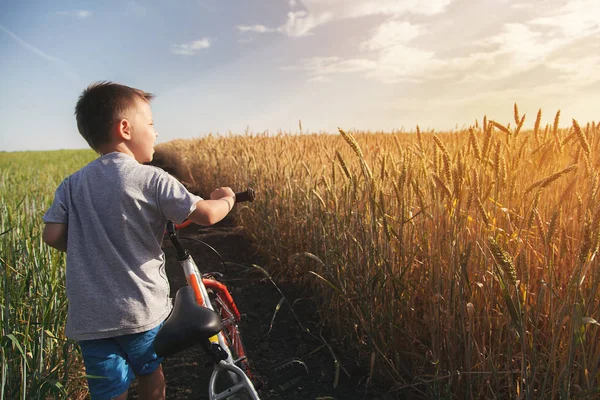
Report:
206,285,257,386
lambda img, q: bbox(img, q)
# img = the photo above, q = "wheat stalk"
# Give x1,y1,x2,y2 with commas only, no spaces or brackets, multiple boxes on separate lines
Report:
579,220,592,265
458,149,465,187
338,128,373,182
433,135,452,184
471,168,480,197
482,121,493,161
476,196,489,224
432,143,439,176
335,151,353,183
525,165,578,195
546,207,560,246
534,208,546,243
494,141,502,190
432,173,453,199
466,188,473,211
591,209,600,256
572,119,591,157
553,110,562,153
412,180,426,213
500,154,508,189
469,127,482,160
416,125,424,154
488,236,517,285
534,109,542,145
492,120,511,137
527,189,542,229
577,192,584,222
517,115,526,136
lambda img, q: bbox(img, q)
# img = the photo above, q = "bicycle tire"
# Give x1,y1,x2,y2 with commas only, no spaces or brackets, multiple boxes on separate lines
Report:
207,291,261,400
207,286,257,386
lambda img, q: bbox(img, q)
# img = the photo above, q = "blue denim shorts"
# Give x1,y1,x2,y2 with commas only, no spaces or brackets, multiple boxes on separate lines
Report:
78,323,164,400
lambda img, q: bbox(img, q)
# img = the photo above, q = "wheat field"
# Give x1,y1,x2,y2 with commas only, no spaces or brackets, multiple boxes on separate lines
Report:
2,104,600,398
157,105,600,399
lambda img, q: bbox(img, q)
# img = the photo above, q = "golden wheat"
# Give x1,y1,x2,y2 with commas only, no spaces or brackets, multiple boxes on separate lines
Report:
151,105,600,399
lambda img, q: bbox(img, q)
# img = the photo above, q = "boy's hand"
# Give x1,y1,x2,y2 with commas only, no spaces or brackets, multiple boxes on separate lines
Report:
209,187,235,201
189,187,236,226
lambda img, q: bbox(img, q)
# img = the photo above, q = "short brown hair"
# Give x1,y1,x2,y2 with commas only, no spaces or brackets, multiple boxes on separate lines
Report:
75,81,154,150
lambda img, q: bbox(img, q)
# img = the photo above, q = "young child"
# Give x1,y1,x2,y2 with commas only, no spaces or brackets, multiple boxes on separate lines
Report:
42,81,236,400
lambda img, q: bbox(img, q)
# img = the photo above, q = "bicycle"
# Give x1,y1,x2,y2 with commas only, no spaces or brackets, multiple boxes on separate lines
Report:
153,189,307,400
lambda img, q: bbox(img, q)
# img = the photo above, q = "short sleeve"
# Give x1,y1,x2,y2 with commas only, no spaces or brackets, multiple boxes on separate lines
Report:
43,179,69,224
155,171,203,224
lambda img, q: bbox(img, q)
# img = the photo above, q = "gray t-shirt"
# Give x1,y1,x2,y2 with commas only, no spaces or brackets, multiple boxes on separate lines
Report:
43,152,202,341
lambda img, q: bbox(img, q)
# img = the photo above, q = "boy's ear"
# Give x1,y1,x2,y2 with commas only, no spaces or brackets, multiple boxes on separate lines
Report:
116,118,132,141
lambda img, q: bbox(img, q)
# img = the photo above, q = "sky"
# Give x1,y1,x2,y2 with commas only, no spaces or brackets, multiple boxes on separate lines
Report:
1,0,599,151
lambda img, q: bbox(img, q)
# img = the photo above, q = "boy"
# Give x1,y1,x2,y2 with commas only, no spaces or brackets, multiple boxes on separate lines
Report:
42,81,236,400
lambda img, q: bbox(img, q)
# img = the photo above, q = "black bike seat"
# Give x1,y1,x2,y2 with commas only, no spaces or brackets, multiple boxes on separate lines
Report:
153,286,223,357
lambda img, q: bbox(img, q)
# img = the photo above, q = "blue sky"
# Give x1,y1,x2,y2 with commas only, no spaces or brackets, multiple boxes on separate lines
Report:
1,0,599,151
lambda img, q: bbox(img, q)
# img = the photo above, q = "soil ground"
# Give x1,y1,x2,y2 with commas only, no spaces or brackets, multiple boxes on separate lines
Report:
128,217,396,400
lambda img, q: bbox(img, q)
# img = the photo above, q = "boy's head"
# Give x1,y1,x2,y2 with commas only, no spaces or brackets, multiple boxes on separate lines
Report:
75,82,156,160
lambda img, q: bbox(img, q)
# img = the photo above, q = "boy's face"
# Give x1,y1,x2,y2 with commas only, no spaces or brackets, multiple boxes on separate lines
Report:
126,99,157,163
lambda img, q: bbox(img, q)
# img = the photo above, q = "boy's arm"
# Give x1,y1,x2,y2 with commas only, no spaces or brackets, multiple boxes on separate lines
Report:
43,223,68,252
187,187,235,226
187,197,235,226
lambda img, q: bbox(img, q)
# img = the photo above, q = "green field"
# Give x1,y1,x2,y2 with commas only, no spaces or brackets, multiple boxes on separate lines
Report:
0,150,96,399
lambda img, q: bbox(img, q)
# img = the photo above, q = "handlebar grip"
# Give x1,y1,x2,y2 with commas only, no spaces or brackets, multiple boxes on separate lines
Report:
235,188,256,203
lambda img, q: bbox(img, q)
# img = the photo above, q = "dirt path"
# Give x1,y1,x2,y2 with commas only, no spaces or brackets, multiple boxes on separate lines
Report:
132,218,393,400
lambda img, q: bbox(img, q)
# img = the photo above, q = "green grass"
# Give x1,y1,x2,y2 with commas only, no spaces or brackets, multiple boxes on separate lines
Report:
0,149,96,399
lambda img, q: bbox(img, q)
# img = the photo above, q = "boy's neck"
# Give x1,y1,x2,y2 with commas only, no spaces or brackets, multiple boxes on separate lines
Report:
98,143,137,161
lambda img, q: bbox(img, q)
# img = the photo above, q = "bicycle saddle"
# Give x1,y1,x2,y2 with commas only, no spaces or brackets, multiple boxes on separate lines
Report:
153,286,223,357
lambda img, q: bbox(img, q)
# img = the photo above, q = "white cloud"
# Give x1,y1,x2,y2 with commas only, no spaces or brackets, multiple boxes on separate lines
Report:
237,25,276,33
366,45,439,83
308,75,331,83
239,0,453,38
315,57,376,74
284,0,600,88
465,0,600,83
360,20,423,51
510,2,534,9
278,10,333,37
548,55,600,82
288,47,438,84
283,56,376,79
531,0,600,38
239,12,333,37
171,38,211,55
282,16,438,83
55,10,93,19
344,0,454,18
484,23,562,68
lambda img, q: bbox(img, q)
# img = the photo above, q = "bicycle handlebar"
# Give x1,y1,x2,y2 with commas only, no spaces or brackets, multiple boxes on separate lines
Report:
234,188,255,203
166,188,255,259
